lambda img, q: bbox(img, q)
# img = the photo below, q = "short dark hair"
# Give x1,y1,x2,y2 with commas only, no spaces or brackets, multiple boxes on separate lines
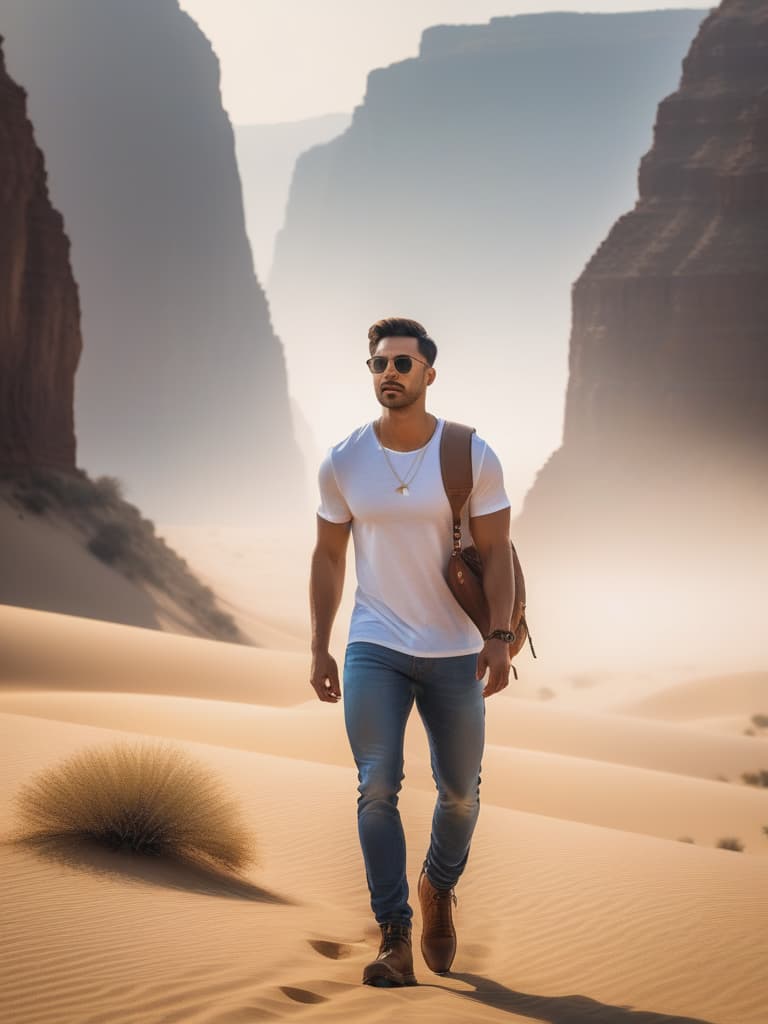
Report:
367,317,437,366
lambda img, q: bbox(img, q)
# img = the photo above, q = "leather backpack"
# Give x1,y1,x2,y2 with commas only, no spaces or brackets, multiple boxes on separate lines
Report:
439,420,536,677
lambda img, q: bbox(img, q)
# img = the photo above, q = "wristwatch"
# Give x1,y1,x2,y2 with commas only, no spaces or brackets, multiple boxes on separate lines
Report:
484,628,516,643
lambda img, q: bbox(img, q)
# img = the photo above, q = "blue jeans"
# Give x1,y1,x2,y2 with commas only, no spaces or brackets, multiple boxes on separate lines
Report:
342,640,486,925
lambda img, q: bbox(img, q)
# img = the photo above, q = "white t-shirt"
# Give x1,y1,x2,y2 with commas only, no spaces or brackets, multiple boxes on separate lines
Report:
316,416,511,657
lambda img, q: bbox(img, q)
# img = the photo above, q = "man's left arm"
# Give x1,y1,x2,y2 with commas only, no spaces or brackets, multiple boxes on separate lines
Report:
470,505,515,697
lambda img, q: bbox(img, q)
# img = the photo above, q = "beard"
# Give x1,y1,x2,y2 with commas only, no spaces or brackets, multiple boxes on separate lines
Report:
377,383,423,408
378,390,412,408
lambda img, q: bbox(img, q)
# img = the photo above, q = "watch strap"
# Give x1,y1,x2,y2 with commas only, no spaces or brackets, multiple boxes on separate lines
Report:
484,628,516,643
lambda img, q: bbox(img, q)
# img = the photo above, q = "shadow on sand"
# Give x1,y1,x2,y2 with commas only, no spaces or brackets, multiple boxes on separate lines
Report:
418,971,717,1024
3,834,295,903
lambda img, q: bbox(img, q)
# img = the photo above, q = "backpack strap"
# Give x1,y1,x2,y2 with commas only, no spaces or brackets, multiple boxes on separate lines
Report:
439,420,475,552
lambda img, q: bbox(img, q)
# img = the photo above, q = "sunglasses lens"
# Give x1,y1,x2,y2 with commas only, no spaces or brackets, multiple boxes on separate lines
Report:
367,355,419,373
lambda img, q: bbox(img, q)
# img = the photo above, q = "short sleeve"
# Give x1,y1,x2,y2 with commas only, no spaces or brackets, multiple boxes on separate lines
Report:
469,440,510,518
316,450,353,523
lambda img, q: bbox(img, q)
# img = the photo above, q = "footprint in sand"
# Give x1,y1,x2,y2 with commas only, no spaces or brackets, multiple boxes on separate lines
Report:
278,986,329,1004
308,938,356,960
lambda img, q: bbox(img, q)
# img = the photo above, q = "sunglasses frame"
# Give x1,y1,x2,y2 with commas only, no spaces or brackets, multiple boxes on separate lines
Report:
366,354,431,374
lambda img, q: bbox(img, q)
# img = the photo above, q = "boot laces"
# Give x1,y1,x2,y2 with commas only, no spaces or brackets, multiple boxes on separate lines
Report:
432,888,458,907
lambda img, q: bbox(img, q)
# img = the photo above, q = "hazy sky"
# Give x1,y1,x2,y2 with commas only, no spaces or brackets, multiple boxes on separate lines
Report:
179,0,712,125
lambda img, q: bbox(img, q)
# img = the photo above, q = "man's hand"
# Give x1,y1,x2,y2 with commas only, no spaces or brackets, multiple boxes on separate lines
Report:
310,649,341,703
476,637,511,698
469,508,514,699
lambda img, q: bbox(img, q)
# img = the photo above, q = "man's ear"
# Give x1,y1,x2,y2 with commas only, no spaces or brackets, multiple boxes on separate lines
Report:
427,367,437,386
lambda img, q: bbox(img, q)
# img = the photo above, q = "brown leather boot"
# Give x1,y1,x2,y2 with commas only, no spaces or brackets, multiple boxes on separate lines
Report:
362,920,418,987
417,865,458,973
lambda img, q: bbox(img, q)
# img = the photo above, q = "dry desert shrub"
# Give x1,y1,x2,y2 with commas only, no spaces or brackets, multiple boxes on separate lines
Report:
10,739,257,873
716,837,744,852
741,769,768,787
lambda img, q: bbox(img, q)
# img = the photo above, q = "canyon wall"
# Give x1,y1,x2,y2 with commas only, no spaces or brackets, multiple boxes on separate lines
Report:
234,112,352,283
512,0,767,672
515,0,768,545
1,0,306,526
0,37,82,470
265,10,707,502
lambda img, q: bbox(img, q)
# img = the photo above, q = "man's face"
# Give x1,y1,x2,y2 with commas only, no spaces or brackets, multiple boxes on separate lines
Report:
370,336,435,409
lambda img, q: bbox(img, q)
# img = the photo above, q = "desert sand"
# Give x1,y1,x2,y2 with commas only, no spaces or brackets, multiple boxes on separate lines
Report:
1,521,767,1024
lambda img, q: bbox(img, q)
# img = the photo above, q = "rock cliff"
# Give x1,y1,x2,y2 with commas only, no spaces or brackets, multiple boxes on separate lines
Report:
0,38,249,642
511,0,767,672
234,113,352,283
0,38,82,470
516,0,768,544
1,0,306,526
266,10,707,496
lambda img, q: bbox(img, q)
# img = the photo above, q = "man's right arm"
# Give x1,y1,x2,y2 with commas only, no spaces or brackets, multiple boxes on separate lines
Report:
309,514,351,703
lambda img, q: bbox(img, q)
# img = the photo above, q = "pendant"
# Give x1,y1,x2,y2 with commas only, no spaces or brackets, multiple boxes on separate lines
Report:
396,484,409,495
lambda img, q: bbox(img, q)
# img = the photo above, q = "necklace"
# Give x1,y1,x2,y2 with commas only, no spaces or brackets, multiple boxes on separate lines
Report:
374,417,437,495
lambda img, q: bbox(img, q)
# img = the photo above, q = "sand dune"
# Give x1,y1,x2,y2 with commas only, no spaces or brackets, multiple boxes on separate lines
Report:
483,696,765,779
612,670,768,720
0,501,318,649
0,498,161,629
2,612,763,780
3,599,767,1021
157,521,347,652
478,743,768,853
1,689,766,856
675,713,768,737
0,603,312,706
1,711,766,1024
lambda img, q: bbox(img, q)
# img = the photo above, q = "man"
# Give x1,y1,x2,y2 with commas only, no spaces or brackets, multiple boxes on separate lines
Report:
309,316,514,987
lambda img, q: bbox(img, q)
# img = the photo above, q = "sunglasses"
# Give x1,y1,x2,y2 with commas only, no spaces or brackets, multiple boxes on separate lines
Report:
366,354,431,374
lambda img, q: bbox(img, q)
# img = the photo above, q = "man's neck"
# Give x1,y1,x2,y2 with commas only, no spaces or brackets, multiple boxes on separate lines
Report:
375,409,437,451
